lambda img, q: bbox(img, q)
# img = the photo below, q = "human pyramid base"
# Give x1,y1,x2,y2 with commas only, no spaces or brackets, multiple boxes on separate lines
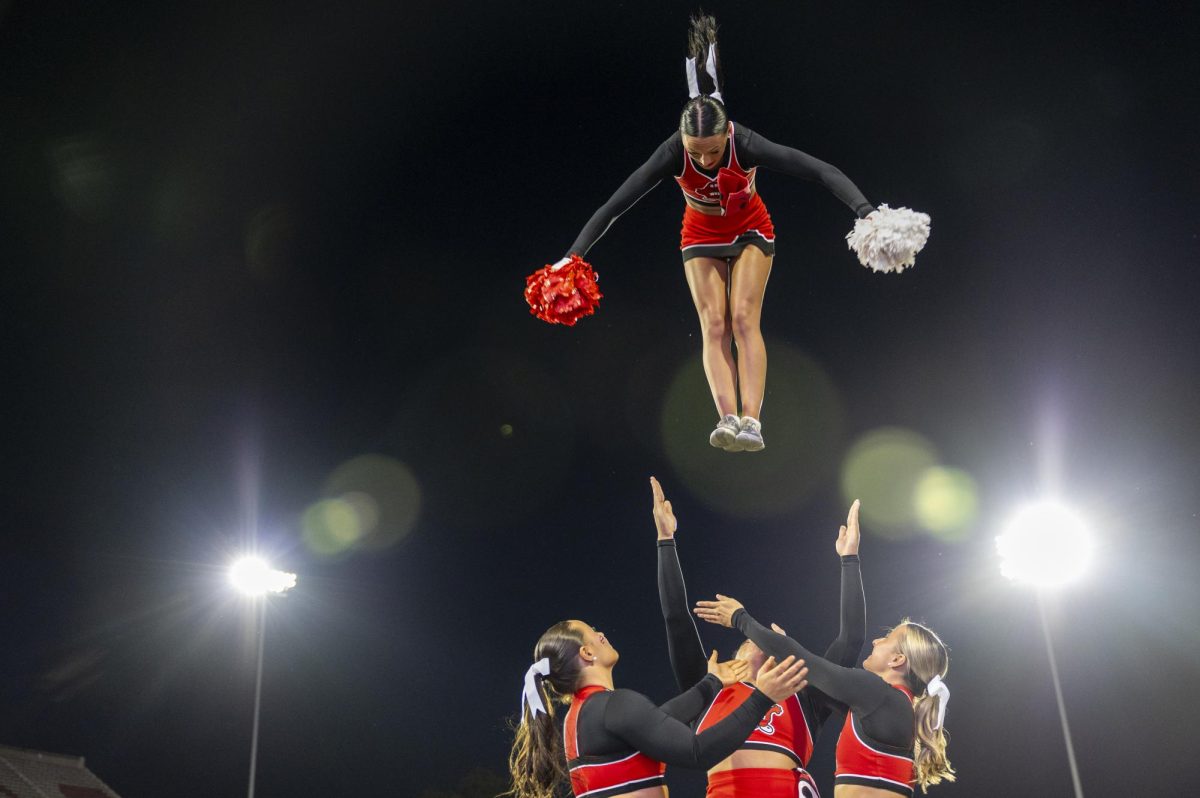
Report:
510,14,948,798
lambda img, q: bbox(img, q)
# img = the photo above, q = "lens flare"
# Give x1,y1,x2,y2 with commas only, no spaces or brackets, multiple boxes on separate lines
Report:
661,342,844,517
303,455,421,557
914,466,978,541
841,428,938,538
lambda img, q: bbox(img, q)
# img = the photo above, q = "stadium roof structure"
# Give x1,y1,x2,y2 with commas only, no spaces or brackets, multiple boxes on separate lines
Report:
0,746,122,798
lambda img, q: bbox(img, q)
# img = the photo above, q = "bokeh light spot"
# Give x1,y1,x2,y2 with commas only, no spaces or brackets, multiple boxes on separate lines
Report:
662,342,844,517
500,423,514,438
914,466,978,541
303,455,421,557
302,498,362,556
841,427,939,538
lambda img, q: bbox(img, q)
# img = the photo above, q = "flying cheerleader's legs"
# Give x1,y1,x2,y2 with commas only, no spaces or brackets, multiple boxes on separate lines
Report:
728,245,772,451
683,255,742,451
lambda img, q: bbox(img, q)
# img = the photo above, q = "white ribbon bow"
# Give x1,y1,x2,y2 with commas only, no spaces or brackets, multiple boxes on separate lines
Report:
684,44,723,103
521,658,551,718
926,674,950,730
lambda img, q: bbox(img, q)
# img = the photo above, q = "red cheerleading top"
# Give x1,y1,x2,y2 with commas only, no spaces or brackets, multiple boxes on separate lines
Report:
564,122,875,259
834,683,916,797
565,685,666,798
674,121,757,215
561,676,777,798
695,682,814,768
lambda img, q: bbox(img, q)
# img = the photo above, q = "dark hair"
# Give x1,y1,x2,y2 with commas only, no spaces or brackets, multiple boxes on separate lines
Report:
505,621,588,798
680,13,728,137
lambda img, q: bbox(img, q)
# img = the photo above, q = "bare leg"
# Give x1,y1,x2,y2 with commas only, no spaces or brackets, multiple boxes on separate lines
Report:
682,256,737,418
728,245,773,421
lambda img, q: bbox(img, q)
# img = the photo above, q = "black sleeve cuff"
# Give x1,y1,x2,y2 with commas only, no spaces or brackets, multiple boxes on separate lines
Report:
855,203,876,218
657,539,678,549
840,554,860,564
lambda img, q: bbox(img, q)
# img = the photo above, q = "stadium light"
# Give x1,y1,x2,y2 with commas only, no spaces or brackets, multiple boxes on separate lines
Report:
228,556,297,596
228,555,297,798
997,500,1090,798
996,500,1092,588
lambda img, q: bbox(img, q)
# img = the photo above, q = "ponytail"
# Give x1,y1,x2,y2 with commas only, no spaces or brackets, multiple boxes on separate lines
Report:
504,621,587,798
680,13,729,138
506,687,565,798
896,621,956,793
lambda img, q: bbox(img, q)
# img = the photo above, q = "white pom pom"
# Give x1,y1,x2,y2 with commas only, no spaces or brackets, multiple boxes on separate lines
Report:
845,204,932,274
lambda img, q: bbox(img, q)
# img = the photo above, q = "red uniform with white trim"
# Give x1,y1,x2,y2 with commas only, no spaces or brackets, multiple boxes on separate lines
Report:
565,685,667,798
834,684,915,797
696,682,820,798
675,121,776,257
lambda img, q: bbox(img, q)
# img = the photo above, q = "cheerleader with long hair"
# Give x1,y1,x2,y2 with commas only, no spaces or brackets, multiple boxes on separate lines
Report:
530,14,929,452
506,620,810,798
695,596,955,796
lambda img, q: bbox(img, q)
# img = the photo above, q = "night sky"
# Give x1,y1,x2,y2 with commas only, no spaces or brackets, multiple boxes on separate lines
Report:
2,1,1198,796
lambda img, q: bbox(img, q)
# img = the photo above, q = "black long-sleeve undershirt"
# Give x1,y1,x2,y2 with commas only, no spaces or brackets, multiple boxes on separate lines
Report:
567,123,875,258
732,607,913,750
574,673,777,768
657,539,865,690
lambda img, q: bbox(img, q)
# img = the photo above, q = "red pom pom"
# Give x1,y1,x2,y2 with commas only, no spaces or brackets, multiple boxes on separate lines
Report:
524,255,603,327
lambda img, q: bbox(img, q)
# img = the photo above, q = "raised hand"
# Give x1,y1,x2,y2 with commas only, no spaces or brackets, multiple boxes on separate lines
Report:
650,476,678,541
694,594,744,628
754,655,809,701
835,499,861,557
706,649,750,687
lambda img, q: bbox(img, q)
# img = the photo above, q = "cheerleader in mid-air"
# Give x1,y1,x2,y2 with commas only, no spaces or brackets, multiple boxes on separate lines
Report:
526,14,930,453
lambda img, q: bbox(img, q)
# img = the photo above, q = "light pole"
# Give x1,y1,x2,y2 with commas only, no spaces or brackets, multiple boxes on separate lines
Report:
229,556,297,798
996,501,1092,798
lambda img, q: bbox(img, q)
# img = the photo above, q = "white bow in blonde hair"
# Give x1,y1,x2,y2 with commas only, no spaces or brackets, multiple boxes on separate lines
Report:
926,674,950,729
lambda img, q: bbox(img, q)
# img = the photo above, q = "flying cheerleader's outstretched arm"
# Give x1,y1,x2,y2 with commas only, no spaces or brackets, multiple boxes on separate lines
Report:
736,125,876,218
564,134,679,260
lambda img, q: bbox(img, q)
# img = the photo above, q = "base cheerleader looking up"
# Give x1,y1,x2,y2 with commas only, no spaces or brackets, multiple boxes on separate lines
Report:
506,619,809,798
695,596,955,796
528,14,930,453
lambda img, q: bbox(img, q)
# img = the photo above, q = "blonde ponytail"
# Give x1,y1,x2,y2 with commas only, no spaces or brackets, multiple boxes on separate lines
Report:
896,621,956,792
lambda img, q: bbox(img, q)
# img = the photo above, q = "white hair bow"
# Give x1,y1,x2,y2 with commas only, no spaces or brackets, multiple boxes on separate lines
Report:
684,44,723,103
926,674,950,729
521,658,551,718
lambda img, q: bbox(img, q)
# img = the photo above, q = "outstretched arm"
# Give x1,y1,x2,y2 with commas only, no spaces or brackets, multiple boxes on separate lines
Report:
825,500,866,667
605,656,808,769
696,597,893,717
565,134,679,259
658,653,750,722
652,477,710,691
740,127,875,219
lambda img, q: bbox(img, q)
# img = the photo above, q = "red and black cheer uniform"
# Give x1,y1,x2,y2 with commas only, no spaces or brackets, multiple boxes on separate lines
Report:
732,609,918,797
563,673,777,798
657,539,865,797
566,122,875,264
834,684,916,796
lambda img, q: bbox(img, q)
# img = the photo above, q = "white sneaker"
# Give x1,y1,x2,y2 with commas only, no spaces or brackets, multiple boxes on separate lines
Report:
735,416,765,452
709,414,744,452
